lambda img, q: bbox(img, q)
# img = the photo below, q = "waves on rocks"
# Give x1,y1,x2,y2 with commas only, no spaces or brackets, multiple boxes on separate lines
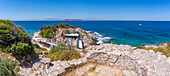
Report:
86,31,112,44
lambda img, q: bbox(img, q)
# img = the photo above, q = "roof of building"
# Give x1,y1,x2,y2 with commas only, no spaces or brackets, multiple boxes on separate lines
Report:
64,33,79,37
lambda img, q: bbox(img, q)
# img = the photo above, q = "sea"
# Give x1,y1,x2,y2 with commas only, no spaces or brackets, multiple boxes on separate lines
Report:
12,21,170,47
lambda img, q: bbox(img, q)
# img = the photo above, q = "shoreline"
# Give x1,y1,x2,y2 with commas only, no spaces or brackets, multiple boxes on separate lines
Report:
32,31,168,49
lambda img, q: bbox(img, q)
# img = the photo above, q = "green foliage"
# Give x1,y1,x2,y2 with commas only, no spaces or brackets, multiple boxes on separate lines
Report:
7,42,33,55
136,46,145,49
0,20,34,55
136,43,170,57
50,46,67,53
0,58,18,76
59,23,67,28
41,48,47,51
58,43,66,46
39,23,76,38
32,43,40,48
17,31,29,42
48,50,80,61
110,41,114,44
47,44,80,61
15,66,20,73
40,28,52,38
0,23,13,42
16,25,25,32
166,42,170,50
0,20,14,26
35,48,43,54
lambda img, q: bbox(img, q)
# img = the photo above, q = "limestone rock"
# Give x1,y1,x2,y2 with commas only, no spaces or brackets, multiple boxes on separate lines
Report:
60,61,70,69
40,58,51,64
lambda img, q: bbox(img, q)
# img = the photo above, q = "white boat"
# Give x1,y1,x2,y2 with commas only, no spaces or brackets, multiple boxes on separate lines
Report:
139,24,142,26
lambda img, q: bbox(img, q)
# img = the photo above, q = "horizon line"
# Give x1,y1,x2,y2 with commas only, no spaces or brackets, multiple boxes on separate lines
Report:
1,19,170,21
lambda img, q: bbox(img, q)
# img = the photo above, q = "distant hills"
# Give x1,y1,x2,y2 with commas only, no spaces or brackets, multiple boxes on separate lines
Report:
64,19,84,21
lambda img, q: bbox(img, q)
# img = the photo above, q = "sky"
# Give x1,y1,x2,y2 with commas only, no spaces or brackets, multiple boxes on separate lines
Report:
0,0,170,21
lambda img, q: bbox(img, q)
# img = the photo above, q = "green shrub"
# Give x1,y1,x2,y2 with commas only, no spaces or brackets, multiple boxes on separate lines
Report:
58,43,66,46
39,23,76,38
0,58,18,76
110,41,114,44
58,50,80,61
17,31,29,42
16,25,25,32
136,46,145,49
166,42,170,50
59,23,68,28
32,43,40,48
35,48,43,54
48,50,80,61
0,20,34,55
41,48,47,51
47,44,80,61
0,20,14,26
0,23,13,42
136,43,170,57
7,42,33,55
50,46,67,53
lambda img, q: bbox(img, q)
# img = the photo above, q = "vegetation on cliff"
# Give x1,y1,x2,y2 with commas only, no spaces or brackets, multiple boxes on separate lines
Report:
0,20,34,55
39,23,76,38
0,58,19,76
136,42,170,56
47,43,81,61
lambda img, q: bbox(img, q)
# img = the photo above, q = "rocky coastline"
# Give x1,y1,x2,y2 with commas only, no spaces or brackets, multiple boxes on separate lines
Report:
24,24,170,76
1,20,169,76
18,44,170,76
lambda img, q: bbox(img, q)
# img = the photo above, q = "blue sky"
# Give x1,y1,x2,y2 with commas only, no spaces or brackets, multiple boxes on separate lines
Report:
0,0,170,21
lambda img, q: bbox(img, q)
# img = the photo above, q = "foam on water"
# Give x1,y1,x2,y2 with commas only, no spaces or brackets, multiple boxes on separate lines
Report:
86,31,112,44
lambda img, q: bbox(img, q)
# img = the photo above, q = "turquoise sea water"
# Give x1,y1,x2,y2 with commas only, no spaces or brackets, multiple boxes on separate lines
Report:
13,21,170,47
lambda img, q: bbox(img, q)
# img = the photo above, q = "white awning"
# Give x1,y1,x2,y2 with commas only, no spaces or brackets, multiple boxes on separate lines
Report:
64,33,79,37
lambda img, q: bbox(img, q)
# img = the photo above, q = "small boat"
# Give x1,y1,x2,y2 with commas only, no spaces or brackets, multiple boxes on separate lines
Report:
139,24,142,26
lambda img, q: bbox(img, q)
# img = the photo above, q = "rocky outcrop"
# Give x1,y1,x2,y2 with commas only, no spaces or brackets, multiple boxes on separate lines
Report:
54,28,97,47
18,44,170,76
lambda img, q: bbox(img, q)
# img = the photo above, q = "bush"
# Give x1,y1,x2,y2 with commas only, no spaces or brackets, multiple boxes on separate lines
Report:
32,43,40,48
35,49,43,54
0,20,34,55
39,23,77,38
16,25,25,32
110,41,114,44
17,31,29,42
7,42,33,55
41,48,47,51
136,43,170,57
0,58,18,76
58,43,66,46
59,23,68,28
0,23,13,42
47,44,81,61
136,46,145,49
49,46,67,53
48,50,80,61
166,42,170,50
